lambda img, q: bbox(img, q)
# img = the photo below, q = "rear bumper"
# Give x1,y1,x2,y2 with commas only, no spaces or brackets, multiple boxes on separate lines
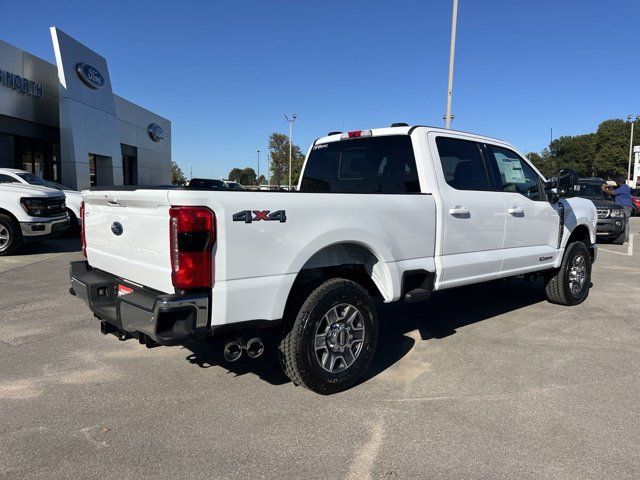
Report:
69,261,210,345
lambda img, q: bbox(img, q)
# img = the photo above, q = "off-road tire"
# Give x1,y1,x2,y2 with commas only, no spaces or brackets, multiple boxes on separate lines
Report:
279,278,379,394
545,241,591,306
0,214,22,256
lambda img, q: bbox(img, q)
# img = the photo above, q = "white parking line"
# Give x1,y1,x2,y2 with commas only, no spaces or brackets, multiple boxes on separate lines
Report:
598,234,634,256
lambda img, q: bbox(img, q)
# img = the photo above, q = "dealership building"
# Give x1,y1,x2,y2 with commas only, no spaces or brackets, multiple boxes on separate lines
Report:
0,27,171,190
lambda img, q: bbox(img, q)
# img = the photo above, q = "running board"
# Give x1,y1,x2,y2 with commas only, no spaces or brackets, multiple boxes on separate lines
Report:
403,288,431,303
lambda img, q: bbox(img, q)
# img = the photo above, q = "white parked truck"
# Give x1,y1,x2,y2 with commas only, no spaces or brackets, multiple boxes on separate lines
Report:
69,125,597,393
0,168,83,231
0,182,69,255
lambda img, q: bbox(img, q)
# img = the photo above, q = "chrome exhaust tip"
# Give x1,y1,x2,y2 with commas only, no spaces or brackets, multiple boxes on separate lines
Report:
246,337,265,359
223,340,243,362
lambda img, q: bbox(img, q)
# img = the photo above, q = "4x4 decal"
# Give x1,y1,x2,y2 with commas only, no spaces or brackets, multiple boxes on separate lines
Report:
233,210,287,224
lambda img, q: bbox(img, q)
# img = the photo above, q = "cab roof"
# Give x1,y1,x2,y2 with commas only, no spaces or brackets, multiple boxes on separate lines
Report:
313,125,511,148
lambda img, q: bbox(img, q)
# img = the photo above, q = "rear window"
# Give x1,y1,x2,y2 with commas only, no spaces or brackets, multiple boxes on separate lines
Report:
300,135,420,193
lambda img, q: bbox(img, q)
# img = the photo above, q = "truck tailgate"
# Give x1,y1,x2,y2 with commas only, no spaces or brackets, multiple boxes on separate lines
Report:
83,190,174,293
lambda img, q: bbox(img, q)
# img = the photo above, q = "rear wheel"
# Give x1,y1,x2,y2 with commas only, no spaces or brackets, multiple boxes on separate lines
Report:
279,278,379,394
545,241,591,305
0,214,22,256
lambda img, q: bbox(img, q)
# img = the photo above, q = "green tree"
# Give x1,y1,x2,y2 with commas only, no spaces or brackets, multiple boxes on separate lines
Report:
550,133,597,176
528,118,634,180
171,161,187,185
241,167,257,185
594,119,629,178
527,149,557,178
268,132,305,187
227,167,257,185
228,168,244,183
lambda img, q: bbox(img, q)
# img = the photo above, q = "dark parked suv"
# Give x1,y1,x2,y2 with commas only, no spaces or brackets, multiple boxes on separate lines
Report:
577,178,627,244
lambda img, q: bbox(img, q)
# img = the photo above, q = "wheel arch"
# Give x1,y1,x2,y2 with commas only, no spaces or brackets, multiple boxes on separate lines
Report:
564,224,595,262
279,241,397,324
298,241,394,299
0,207,19,223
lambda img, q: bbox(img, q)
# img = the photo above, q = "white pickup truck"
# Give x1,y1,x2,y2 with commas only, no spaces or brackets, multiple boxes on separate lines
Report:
0,183,69,256
69,125,597,394
0,168,83,231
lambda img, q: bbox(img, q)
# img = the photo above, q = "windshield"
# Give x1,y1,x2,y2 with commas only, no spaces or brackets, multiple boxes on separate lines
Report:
17,173,71,191
44,180,72,191
18,173,49,186
577,183,605,198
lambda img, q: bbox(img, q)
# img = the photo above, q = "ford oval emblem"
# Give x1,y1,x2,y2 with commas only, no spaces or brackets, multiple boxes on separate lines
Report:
111,222,123,236
148,123,165,142
76,63,105,89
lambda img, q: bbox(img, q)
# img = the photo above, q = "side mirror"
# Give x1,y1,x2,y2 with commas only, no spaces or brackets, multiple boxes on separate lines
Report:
557,168,580,197
544,169,580,201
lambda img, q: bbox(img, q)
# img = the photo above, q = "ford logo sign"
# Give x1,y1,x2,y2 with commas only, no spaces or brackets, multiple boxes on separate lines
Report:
148,123,165,143
111,222,123,236
76,63,105,89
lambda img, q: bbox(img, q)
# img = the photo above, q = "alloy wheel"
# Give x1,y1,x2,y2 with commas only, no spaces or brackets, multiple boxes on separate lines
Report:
0,223,10,252
313,303,366,373
568,254,587,296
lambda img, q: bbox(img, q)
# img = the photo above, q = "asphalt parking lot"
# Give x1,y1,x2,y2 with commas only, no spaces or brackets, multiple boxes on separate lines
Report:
1,219,639,480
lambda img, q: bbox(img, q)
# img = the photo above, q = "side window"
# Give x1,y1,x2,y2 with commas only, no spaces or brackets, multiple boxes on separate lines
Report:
487,145,546,201
435,137,491,191
300,135,420,193
0,174,19,184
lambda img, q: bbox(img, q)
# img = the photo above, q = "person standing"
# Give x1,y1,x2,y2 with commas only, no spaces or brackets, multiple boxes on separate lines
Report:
602,177,633,242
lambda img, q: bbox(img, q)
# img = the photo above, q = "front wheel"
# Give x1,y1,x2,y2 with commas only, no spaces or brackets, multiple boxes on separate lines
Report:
279,278,379,394
545,241,592,306
0,214,22,256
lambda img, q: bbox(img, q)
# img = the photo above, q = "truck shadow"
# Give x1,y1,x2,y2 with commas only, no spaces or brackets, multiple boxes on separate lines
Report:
20,237,81,255
182,278,547,388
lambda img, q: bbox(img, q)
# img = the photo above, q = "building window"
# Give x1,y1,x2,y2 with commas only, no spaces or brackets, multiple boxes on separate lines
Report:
121,144,138,185
14,137,61,183
89,154,97,187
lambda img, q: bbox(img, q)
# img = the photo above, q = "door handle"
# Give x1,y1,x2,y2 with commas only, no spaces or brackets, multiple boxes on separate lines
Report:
508,206,525,215
449,206,470,216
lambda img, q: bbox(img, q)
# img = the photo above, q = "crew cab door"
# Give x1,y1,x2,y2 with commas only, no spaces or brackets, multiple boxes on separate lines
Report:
429,134,506,288
484,144,560,275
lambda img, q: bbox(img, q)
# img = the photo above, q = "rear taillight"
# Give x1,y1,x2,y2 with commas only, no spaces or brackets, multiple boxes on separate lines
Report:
80,201,86,257
169,206,216,290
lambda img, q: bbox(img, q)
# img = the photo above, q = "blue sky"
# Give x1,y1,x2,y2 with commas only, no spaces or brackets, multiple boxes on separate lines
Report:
2,0,638,179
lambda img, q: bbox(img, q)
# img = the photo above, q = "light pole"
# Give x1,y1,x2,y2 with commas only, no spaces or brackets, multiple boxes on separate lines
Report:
285,113,297,189
627,115,639,182
267,151,271,188
257,149,261,186
444,0,459,129
189,164,192,181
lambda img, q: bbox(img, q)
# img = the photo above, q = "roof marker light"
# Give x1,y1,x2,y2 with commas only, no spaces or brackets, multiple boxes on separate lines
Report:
340,130,372,140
